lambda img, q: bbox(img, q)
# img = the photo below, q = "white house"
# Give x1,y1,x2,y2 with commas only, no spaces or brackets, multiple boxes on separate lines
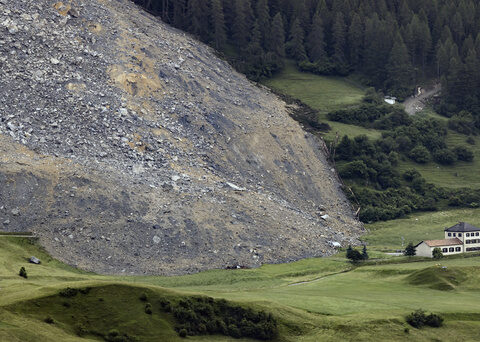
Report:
415,222,480,257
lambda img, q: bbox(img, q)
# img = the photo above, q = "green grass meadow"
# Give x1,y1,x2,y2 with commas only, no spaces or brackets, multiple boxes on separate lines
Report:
263,62,381,140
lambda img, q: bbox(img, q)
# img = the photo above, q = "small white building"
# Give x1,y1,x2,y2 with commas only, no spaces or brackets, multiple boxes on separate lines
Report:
384,96,397,105
415,238,463,257
415,222,480,257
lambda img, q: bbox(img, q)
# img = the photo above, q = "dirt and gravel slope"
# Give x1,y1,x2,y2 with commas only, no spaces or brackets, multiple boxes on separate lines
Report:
0,0,363,275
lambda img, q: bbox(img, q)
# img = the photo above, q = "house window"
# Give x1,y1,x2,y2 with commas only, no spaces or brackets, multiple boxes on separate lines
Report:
448,233,452,237
466,240,471,244
455,247,461,252
466,233,470,237
442,248,448,253
453,233,456,237
476,233,479,237
449,247,454,252
459,233,462,237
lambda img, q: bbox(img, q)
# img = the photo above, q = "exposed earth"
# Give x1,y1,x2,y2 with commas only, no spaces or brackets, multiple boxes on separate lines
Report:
403,84,442,115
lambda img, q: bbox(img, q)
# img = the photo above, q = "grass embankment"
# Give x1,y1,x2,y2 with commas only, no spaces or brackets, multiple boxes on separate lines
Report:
2,210,480,342
262,61,378,140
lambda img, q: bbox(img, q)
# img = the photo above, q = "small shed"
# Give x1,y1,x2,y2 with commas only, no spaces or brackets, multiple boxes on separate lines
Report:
384,96,397,105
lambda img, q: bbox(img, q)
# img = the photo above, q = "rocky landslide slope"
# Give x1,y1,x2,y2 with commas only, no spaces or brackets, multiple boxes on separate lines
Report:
0,0,363,275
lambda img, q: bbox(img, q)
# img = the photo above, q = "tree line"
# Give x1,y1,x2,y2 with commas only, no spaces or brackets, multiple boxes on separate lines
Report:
133,0,480,119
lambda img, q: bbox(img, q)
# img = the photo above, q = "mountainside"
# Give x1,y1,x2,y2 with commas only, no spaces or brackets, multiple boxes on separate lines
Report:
0,0,362,275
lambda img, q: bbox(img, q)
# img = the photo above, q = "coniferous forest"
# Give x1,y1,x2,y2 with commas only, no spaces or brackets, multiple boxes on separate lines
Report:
134,0,480,117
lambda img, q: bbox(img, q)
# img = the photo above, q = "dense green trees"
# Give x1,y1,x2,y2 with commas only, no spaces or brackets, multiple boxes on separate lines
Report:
132,0,480,117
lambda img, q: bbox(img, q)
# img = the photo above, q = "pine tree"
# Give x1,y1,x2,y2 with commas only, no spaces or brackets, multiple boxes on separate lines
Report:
172,0,187,29
232,0,249,47
346,245,353,259
306,12,326,62
187,0,209,41
210,0,226,49
404,243,416,256
286,18,306,61
362,245,369,260
270,13,286,58
244,20,265,79
256,0,271,50
332,12,347,72
386,33,413,99
348,13,363,67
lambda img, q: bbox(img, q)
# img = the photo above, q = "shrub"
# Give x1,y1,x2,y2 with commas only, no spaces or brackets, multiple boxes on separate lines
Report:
145,303,152,315
409,145,431,163
74,324,87,337
107,329,120,338
139,293,148,302
179,329,187,338
406,309,443,328
432,248,443,259
59,288,78,298
453,146,474,162
433,149,456,165
404,243,416,256
228,324,241,338
425,313,444,327
466,136,475,145
19,267,27,279
339,160,369,179
406,309,427,328
346,246,364,263
79,287,92,295
44,316,54,324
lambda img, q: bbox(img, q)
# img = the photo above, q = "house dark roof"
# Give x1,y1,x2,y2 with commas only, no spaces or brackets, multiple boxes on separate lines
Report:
445,222,480,232
423,238,463,247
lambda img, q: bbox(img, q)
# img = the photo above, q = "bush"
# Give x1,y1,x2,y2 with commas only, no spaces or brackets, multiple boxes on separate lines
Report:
406,309,443,328
346,246,364,263
448,111,475,135
74,324,87,337
145,303,152,315
59,287,78,298
44,316,54,324
433,149,456,165
409,145,431,163
170,295,278,340
432,248,443,259
453,146,474,162
179,329,187,338
19,267,27,279
404,243,416,256
228,324,241,338
466,136,476,145
139,293,148,302
425,313,444,327
79,287,92,295
339,160,370,179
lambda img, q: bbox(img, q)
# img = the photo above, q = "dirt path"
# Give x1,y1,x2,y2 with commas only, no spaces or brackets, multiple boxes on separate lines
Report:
403,84,441,115
287,269,353,286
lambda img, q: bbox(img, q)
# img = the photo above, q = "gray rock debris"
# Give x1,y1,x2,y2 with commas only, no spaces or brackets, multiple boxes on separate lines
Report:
0,0,363,275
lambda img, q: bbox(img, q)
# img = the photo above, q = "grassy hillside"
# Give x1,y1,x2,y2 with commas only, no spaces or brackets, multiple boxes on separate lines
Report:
2,210,480,342
263,62,379,140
